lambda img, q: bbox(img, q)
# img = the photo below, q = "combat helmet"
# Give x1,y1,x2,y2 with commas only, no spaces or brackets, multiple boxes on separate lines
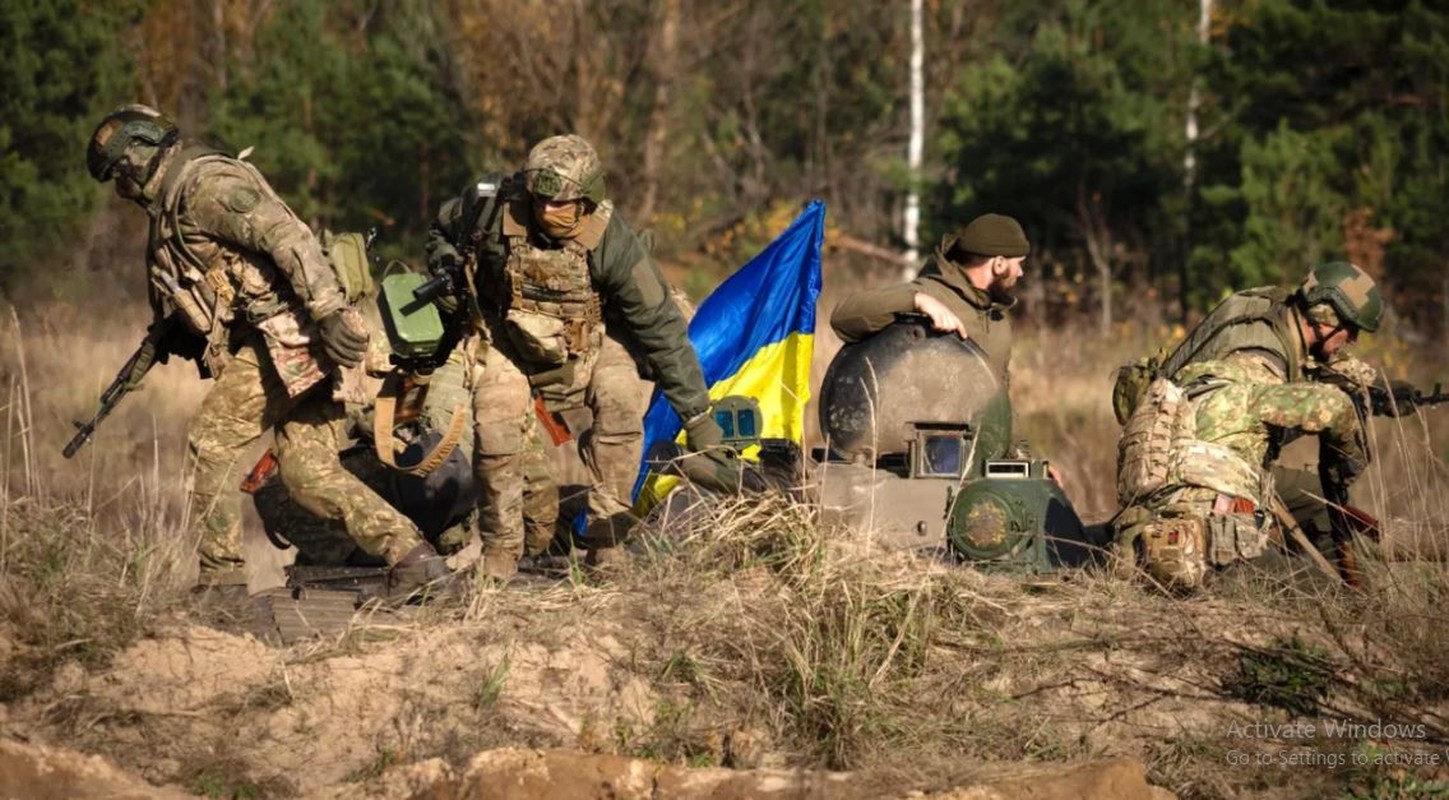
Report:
523,134,605,205
87,104,179,183
1297,261,1383,333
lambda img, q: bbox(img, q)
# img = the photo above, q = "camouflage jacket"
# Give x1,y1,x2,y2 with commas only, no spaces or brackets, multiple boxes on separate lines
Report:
829,246,1014,379
141,145,349,396
1164,352,1367,509
425,175,710,421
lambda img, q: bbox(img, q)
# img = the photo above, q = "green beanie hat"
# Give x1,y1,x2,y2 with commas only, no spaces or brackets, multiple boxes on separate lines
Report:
951,213,1030,258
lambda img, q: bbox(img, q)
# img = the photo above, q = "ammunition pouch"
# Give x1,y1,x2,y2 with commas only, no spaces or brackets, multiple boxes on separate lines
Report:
1116,377,1194,503
1137,516,1207,589
1112,355,1159,426
1206,507,1267,566
504,304,599,367
505,308,572,365
320,230,374,302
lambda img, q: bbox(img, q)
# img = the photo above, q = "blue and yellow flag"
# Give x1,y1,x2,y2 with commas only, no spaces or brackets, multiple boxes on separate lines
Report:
632,200,825,510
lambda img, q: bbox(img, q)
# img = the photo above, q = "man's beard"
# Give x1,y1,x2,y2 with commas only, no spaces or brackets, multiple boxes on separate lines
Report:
986,278,1016,305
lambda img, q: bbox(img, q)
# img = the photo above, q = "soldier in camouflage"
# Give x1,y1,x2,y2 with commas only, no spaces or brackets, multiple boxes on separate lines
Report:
1113,261,1387,590
87,105,457,603
427,134,722,581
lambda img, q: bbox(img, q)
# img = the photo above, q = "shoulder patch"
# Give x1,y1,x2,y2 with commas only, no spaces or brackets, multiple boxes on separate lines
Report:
224,185,262,213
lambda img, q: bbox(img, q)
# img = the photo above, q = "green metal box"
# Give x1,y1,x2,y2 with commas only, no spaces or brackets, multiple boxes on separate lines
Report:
377,272,446,361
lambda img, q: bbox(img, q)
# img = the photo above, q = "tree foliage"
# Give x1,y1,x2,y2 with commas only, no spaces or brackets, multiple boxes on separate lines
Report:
0,0,135,297
5,0,1449,332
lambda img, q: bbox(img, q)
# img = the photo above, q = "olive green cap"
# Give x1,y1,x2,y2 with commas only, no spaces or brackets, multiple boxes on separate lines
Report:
949,213,1030,258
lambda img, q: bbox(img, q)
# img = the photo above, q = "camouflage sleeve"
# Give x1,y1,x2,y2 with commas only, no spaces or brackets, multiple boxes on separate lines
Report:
1250,382,1369,474
184,163,346,319
593,212,711,420
828,283,919,343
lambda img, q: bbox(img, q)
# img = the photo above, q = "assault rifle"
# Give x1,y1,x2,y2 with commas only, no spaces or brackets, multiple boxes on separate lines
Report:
63,319,175,458
411,258,464,306
1317,368,1449,417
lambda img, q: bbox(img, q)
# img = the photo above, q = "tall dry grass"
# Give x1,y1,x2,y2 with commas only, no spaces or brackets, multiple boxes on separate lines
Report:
5,281,1449,798
0,304,204,699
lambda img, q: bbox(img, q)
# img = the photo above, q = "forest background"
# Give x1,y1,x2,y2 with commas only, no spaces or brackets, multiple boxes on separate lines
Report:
5,6,1449,795
6,0,1449,329
4,0,1449,514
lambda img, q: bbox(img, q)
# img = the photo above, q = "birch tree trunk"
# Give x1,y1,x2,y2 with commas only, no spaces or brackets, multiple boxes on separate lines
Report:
1180,0,1212,320
902,0,925,280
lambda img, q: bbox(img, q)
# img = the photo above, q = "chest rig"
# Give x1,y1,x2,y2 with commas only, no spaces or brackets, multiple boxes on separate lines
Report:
146,149,316,384
494,197,611,367
146,147,231,340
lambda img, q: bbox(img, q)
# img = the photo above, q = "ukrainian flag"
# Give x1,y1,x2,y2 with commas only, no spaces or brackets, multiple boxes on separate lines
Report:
632,200,825,510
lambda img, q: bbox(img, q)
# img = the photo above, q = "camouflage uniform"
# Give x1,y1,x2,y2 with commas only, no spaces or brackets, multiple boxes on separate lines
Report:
829,220,1027,457
1114,277,1377,589
254,350,562,565
427,135,710,578
91,112,425,587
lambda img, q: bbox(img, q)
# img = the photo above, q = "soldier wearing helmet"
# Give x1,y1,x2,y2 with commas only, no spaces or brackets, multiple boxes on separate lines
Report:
87,104,459,603
426,134,720,581
1112,261,1394,591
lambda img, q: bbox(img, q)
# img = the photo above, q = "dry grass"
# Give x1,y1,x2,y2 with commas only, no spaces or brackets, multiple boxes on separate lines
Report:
5,294,1449,799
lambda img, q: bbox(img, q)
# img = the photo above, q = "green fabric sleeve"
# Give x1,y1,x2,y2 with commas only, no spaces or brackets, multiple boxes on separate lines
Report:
828,283,919,343
593,212,710,419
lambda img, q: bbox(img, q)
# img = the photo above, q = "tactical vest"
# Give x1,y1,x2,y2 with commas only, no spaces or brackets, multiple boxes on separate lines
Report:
1112,288,1302,424
146,147,326,394
146,146,231,343
1162,288,1301,383
494,196,610,367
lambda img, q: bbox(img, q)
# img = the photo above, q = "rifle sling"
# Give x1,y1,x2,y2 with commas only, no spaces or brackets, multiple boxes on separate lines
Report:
372,371,468,478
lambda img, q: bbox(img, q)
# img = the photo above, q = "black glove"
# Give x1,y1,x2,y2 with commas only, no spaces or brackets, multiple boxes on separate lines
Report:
428,254,462,314
1371,378,1418,417
317,308,369,368
1319,451,1365,492
153,317,206,364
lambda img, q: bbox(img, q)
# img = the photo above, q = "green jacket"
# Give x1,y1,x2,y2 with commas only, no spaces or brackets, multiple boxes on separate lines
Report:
829,248,1014,378
426,175,710,420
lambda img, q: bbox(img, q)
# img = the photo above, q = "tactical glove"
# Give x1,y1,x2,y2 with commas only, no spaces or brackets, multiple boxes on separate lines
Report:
1319,451,1366,491
683,409,726,453
1371,378,1417,418
317,307,369,369
428,254,462,314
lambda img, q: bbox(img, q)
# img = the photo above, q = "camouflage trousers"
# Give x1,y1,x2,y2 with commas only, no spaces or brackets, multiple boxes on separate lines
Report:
188,339,424,586
468,322,646,578
1115,465,1341,590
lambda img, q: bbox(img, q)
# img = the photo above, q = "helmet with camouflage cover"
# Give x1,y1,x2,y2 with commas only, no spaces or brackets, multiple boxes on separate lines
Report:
1297,261,1383,333
523,134,605,205
87,104,179,183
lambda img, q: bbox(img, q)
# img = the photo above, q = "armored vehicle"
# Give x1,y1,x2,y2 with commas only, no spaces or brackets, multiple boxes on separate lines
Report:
814,319,1105,571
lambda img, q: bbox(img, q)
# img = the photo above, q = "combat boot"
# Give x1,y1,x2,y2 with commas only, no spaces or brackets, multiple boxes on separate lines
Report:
477,548,520,587
583,544,632,579
358,542,465,608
